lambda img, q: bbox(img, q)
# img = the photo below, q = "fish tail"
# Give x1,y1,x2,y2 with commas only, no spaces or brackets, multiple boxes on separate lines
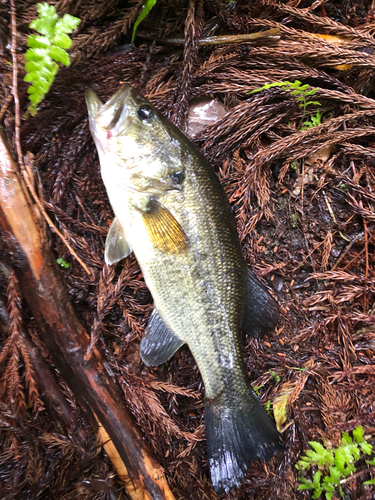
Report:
204,389,283,494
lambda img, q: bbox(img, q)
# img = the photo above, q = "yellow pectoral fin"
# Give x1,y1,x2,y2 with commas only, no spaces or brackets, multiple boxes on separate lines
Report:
142,198,188,254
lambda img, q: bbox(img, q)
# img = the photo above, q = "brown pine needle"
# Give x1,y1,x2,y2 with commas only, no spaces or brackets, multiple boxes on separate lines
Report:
22,156,92,277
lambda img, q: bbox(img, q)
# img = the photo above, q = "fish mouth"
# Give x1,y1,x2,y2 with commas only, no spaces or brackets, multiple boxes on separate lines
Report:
85,84,134,133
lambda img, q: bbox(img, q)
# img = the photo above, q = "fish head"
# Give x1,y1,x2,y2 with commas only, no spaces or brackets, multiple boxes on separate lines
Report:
86,84,186,195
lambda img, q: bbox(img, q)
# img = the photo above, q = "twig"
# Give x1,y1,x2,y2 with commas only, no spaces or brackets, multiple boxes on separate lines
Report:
340,467,372,485
136,27,280,46
10,0,23,168
342,248,365,271
364,220,369,280
0,94,13,122
364,219,368,312
323,190,337,223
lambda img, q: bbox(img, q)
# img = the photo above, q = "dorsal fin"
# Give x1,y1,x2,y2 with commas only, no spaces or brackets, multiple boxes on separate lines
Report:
243,269,280,337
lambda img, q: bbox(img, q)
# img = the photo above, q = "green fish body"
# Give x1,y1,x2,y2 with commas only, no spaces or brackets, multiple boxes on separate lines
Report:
86,84,282,493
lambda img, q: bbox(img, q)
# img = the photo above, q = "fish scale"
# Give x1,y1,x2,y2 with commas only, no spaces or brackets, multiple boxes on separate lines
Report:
86,83,283,494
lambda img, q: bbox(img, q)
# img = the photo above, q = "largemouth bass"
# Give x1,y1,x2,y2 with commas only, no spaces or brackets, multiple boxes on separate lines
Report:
86,84,282,493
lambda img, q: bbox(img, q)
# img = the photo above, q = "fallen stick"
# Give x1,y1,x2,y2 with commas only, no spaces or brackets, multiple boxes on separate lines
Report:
0,131,176,500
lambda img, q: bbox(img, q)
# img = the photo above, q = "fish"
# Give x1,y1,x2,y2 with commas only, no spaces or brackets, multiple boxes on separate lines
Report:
86,84,283,494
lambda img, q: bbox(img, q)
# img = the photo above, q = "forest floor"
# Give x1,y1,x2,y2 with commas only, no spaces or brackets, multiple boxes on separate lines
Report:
0,0,375,499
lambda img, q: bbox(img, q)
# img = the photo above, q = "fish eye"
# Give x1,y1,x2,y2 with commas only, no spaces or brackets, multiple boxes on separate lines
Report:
137,105,153,121
171,171,185,185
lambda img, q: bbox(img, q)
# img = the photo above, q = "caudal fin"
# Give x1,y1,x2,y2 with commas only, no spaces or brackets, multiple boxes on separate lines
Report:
205,389,283,494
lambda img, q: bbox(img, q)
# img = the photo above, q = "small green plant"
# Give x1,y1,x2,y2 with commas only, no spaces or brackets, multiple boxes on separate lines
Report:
301,109,323,130
250,80,321,130
24,3,80,115
131,0,157,44
296,426,375,499
56,257,70,268
252,384,272,416
264,399,272,416
252,384,264,396
269,369,281,383
290,213,299,228
290,159,300,171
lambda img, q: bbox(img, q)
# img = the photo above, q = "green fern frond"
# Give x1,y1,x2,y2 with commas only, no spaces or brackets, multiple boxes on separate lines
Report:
296,426,375,499
250,80,322,131
24,3,80,115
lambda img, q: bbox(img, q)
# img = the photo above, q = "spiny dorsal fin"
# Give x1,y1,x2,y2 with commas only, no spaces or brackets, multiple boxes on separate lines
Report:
105,217,132,265
140,309,185,366
142,198,188,254
243,269,280,337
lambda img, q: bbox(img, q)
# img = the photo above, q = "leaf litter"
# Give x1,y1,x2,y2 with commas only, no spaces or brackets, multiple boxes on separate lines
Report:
0,0,375,498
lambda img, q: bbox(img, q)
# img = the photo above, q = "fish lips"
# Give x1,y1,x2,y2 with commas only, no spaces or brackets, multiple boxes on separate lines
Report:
85,84,135,136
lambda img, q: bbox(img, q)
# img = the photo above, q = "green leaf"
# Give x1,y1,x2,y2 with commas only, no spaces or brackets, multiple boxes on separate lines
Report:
25,47,48,61
57,258,70,268
312,488,323,499
51,33,72,49
265,399,272,416
296,460,310,470
131,0,158,44
48,45,70,65
348,442,361,461
364,478,375,485
353,426,365,443
252,384,264,395
341,432,352,445
313,470,322,488
366,457,375,465
326,466,341,485
291,90,306,97
27,34,50,49
305,101,322,107
55,13,81,34
250,82,285,93
24,60,43,74
32,77,51,95
360,442,373,455
325,492,333,500
308,441,335,466
297,477,314,490
303,89,318,96
297,484,314,491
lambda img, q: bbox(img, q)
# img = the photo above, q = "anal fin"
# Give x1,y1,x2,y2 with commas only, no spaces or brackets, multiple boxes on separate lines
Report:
140,309,185,366
105,217,132,265
243,269,280,337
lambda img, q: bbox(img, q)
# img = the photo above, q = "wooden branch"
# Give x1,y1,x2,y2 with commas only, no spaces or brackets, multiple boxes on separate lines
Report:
0,131,176,500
